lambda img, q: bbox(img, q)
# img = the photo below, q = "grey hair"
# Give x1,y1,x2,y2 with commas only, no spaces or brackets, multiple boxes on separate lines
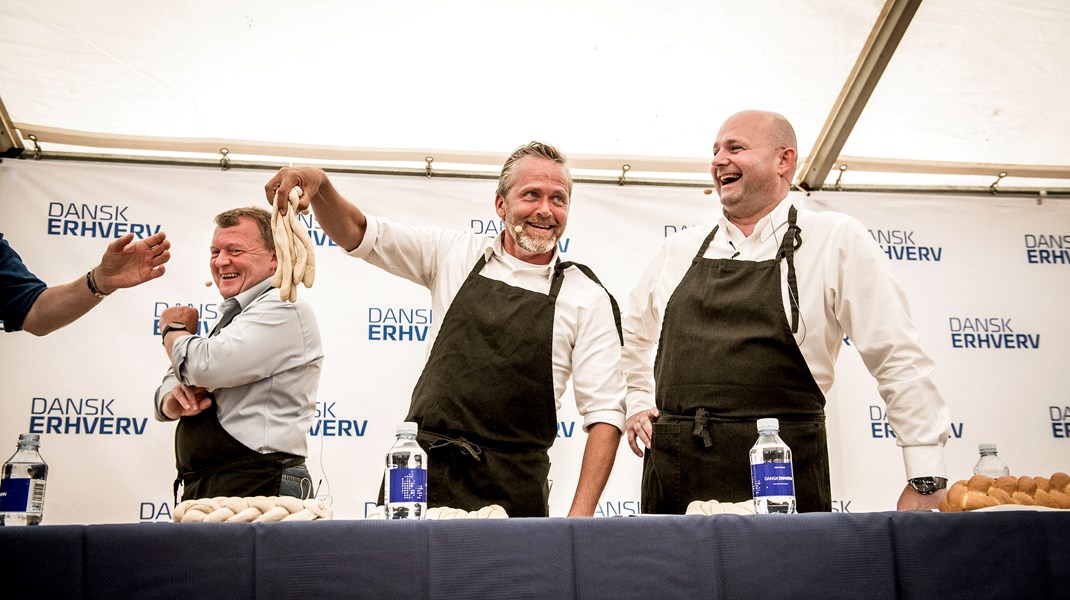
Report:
496,141,573,197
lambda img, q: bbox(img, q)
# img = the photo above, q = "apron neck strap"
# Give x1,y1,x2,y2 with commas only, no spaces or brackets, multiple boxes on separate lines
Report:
694,225,720,263
553,261,623,346
776,205,803,333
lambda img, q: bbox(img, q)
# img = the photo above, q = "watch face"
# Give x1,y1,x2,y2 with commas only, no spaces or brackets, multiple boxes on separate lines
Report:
911,478,936,494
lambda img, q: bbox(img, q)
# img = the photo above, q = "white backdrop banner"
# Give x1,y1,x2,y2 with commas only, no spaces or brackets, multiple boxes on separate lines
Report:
0,159,1066,523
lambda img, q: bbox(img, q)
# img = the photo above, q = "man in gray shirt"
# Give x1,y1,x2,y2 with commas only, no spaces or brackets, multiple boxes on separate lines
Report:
154,206,323,501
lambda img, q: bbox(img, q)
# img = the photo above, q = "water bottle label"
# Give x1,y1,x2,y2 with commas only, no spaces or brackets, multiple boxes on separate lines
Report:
751,462,795,497
388,468,427,503
0,478,31,512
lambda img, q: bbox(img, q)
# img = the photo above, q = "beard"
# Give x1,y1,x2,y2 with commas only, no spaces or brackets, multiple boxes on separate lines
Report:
515,226,559,254
507,217,560,255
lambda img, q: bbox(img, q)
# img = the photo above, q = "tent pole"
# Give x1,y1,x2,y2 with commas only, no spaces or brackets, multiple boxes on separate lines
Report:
0,95,25,158
797,0,923,191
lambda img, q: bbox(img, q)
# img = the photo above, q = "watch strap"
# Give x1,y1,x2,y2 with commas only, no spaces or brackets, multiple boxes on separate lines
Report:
908,476,948,494
161,322,190,346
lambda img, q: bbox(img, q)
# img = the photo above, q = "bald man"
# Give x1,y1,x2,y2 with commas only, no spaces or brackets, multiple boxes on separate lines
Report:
621,110,951,513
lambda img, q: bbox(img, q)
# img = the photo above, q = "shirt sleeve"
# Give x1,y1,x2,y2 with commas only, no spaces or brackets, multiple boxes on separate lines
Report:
570,281,627,433
154,366,180,422
0,234,48,333
344,215,466,289
620,238,674,418
169,297,308,392
829,217,951,479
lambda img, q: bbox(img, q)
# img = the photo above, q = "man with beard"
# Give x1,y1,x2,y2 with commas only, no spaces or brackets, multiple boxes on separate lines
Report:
265,142,625,517
622,110,950,513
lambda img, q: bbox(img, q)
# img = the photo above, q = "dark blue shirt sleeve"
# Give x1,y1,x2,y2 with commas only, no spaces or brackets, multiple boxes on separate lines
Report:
1,233,49,332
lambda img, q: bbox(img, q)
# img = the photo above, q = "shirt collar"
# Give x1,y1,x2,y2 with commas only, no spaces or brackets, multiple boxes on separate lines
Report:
230,277,274,311
717,193,793,243
489,232,558,282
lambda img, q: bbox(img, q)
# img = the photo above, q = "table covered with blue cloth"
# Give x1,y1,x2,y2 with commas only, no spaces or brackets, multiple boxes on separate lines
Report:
1,510,1067,599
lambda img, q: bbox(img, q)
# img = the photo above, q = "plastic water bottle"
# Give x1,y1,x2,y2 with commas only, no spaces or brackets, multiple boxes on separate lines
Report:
973,443,1010,478
749,418,797,514
384,422,427,520
0,433,49,526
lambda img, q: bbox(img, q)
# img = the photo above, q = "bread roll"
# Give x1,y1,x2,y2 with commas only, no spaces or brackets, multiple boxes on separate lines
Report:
1016,476,1037,496
1048,489,1070,509
993,476,1018,495
939,472,1070,512
1010,491,1037,506
1049,472,1070,494
986,486,1013,505
1033,489,1061,509
966,474,994,492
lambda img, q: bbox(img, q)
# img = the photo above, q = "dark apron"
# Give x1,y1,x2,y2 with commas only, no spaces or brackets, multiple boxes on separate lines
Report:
173,289,308,502
175,409,306,502
383,254,619,517
642,206,831,514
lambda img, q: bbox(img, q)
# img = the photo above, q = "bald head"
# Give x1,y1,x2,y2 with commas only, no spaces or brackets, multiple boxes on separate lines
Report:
723,110,798,179
711,110,800,230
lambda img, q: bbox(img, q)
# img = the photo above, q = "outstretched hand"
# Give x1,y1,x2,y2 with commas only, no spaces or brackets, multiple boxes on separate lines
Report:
94,232,170,294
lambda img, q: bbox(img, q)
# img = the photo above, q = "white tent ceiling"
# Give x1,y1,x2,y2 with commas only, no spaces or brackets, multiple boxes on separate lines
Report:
1,0,1068,193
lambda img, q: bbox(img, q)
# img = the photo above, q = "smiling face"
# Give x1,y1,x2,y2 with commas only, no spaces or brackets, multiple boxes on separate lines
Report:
711,110,797,225
210,216,278,299
495,156,570,264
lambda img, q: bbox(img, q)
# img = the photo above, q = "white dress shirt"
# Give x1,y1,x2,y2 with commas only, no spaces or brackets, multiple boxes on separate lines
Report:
154,278,324,457
347,216,627,433
622,195,950,479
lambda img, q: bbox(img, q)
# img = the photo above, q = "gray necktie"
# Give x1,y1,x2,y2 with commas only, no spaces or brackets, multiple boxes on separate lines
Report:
209,299,241,336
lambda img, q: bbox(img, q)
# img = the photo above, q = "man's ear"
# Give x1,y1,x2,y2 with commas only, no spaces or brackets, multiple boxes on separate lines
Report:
777,147,797,177
494,194,507,220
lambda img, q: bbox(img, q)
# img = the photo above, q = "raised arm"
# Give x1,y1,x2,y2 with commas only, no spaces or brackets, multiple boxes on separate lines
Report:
264,167,368,252
22,232,170,335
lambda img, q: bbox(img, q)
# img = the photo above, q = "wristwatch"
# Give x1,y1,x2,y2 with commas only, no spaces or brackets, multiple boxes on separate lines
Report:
908,476,948,495
161,322,190,346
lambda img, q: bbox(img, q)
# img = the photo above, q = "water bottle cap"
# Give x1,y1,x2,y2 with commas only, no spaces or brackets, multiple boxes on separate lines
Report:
756,418,779,432
17,433,40,445
978,442,997,453
396,422,418,436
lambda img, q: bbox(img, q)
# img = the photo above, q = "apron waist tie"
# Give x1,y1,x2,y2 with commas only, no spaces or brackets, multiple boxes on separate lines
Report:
692,408,713,448
422,432,484,462
663,409,825,449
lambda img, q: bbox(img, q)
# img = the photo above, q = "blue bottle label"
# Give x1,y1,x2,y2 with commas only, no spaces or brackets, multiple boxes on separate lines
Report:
388,468,427,503
0,478,31,512
751,462,795,497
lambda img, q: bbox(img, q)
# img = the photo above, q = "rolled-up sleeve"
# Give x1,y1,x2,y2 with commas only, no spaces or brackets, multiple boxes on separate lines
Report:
570,282,627,434
153,367,180,422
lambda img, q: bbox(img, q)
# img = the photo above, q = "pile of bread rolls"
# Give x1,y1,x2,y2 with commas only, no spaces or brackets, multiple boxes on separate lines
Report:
939,472,1070,512
173,496,332,522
